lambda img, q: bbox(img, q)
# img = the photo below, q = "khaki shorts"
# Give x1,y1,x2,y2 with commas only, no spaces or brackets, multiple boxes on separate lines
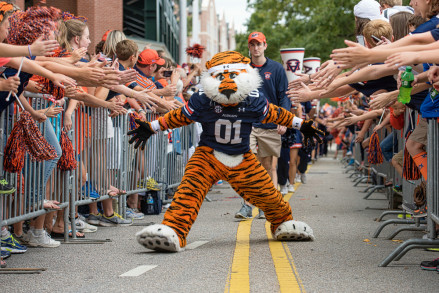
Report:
409,118,428,146
250,127,281,158
392,150,403,166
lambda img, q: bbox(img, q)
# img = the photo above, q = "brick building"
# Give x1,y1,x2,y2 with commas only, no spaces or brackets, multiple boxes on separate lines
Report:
11,0,180,62
14,0,123,56
189,0,236,65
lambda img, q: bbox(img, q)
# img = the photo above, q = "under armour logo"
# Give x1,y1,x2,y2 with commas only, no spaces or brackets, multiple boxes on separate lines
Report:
238,107,245,112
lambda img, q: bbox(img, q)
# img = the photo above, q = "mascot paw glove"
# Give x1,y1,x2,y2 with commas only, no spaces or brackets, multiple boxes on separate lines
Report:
299,120,325,147
127,119,155,150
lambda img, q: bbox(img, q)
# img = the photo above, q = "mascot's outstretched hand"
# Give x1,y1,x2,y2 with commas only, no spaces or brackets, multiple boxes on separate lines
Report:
300,120,325,147
128,119,155,150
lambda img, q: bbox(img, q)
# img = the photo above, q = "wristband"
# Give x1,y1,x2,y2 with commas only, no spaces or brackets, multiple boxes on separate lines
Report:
28,45,33,57
150,120,160,132
292,116,303,130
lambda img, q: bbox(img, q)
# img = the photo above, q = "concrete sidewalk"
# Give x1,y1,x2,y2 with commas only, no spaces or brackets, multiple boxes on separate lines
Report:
283,155,438,292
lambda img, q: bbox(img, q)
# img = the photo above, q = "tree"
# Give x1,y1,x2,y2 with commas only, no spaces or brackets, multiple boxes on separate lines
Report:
236,0,411,62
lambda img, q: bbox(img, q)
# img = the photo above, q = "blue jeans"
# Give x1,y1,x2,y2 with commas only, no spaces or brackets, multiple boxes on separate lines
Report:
380,132,397,162
27,120,62,204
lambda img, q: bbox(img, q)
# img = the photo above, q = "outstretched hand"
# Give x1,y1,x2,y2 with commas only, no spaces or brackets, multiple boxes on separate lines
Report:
299,120,325,147
127,119,156,150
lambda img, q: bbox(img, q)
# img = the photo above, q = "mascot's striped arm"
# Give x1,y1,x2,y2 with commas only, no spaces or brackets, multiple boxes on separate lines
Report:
262,103,295,127
157,107,193,130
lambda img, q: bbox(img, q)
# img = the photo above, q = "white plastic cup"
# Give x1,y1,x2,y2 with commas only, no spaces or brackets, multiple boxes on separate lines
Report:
280,48,305,82
303,57,321,75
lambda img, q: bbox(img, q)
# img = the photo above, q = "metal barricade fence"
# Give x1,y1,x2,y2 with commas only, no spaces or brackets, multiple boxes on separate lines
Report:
0,96,69,229
1,94,194,243
427,119,439,236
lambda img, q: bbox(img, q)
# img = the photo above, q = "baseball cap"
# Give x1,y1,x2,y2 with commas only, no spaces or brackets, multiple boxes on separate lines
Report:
354,0,386,21
137,49,165,66
248,32,266,44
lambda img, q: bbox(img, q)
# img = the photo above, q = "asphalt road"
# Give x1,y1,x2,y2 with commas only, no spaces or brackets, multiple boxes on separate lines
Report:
2,153,438,292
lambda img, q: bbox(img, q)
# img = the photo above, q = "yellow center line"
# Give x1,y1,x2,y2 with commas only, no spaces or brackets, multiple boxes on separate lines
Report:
225,208,258,293
226,166,311,292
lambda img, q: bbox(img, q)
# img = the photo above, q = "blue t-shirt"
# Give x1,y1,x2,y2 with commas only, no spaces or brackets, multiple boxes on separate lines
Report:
182,88,270,155
0,57,36,113
411,17,439,117
252,58,290,129
106,63,140,101
348,63,397,97
413,16,439,35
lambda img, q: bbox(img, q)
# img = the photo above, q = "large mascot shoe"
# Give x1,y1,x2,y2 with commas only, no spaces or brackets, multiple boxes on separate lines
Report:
136,224,184,252
273,220,315,241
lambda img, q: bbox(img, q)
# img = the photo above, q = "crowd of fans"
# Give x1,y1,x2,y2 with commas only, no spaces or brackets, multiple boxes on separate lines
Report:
0,2,202,267
286,0,439,273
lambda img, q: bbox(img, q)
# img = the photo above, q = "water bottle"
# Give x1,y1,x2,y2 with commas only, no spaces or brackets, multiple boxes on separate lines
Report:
398,66,414,104
147,194,154,214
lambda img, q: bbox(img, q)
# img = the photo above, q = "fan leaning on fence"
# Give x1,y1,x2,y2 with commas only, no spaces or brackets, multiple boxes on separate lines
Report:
127,50,325,252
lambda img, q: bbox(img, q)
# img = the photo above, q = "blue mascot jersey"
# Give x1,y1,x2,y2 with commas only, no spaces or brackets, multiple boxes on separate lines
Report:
182,89,270,155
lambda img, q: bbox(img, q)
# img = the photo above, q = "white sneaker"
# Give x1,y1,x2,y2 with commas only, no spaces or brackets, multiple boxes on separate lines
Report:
126,208,145,220
300,174,307,184
296,174,301,183
288,184,295,193
280,185,288,195
28,230,60,248
75,218,98,233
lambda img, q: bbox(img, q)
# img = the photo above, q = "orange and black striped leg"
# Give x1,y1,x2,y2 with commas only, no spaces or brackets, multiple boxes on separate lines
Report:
227,151,293,234
162,146,225,247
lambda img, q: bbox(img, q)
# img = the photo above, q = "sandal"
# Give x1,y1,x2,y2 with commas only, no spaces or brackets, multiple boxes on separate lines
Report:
51,230,85,239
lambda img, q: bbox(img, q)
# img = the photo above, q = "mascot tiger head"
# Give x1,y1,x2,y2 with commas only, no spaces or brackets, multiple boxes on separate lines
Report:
201,51,262,105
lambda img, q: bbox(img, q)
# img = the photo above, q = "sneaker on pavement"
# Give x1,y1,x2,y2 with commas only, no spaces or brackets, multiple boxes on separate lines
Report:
420,258,439,271
87,213,103,225
126,208,145,220
300,174,307,184
99,213,133,227
0,176,15,194
75,218,98,233
296,174,301,183
1,234,27,253
280,185,288,195
288,184,295,193
1,249,11,259
27,230,60,248
257,209,265,219
413,204,427,218
402,202,417,214
12,233,29,245
235,204,253,219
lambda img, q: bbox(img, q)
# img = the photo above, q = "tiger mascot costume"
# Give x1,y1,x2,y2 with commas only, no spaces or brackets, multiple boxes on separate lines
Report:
128,51,324,252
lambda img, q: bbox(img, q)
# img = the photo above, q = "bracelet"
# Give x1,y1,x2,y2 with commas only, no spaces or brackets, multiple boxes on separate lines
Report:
28,45,33,57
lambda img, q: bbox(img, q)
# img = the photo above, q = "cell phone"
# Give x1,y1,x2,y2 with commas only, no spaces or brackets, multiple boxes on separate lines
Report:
163,70,173,77
371,35,381,42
